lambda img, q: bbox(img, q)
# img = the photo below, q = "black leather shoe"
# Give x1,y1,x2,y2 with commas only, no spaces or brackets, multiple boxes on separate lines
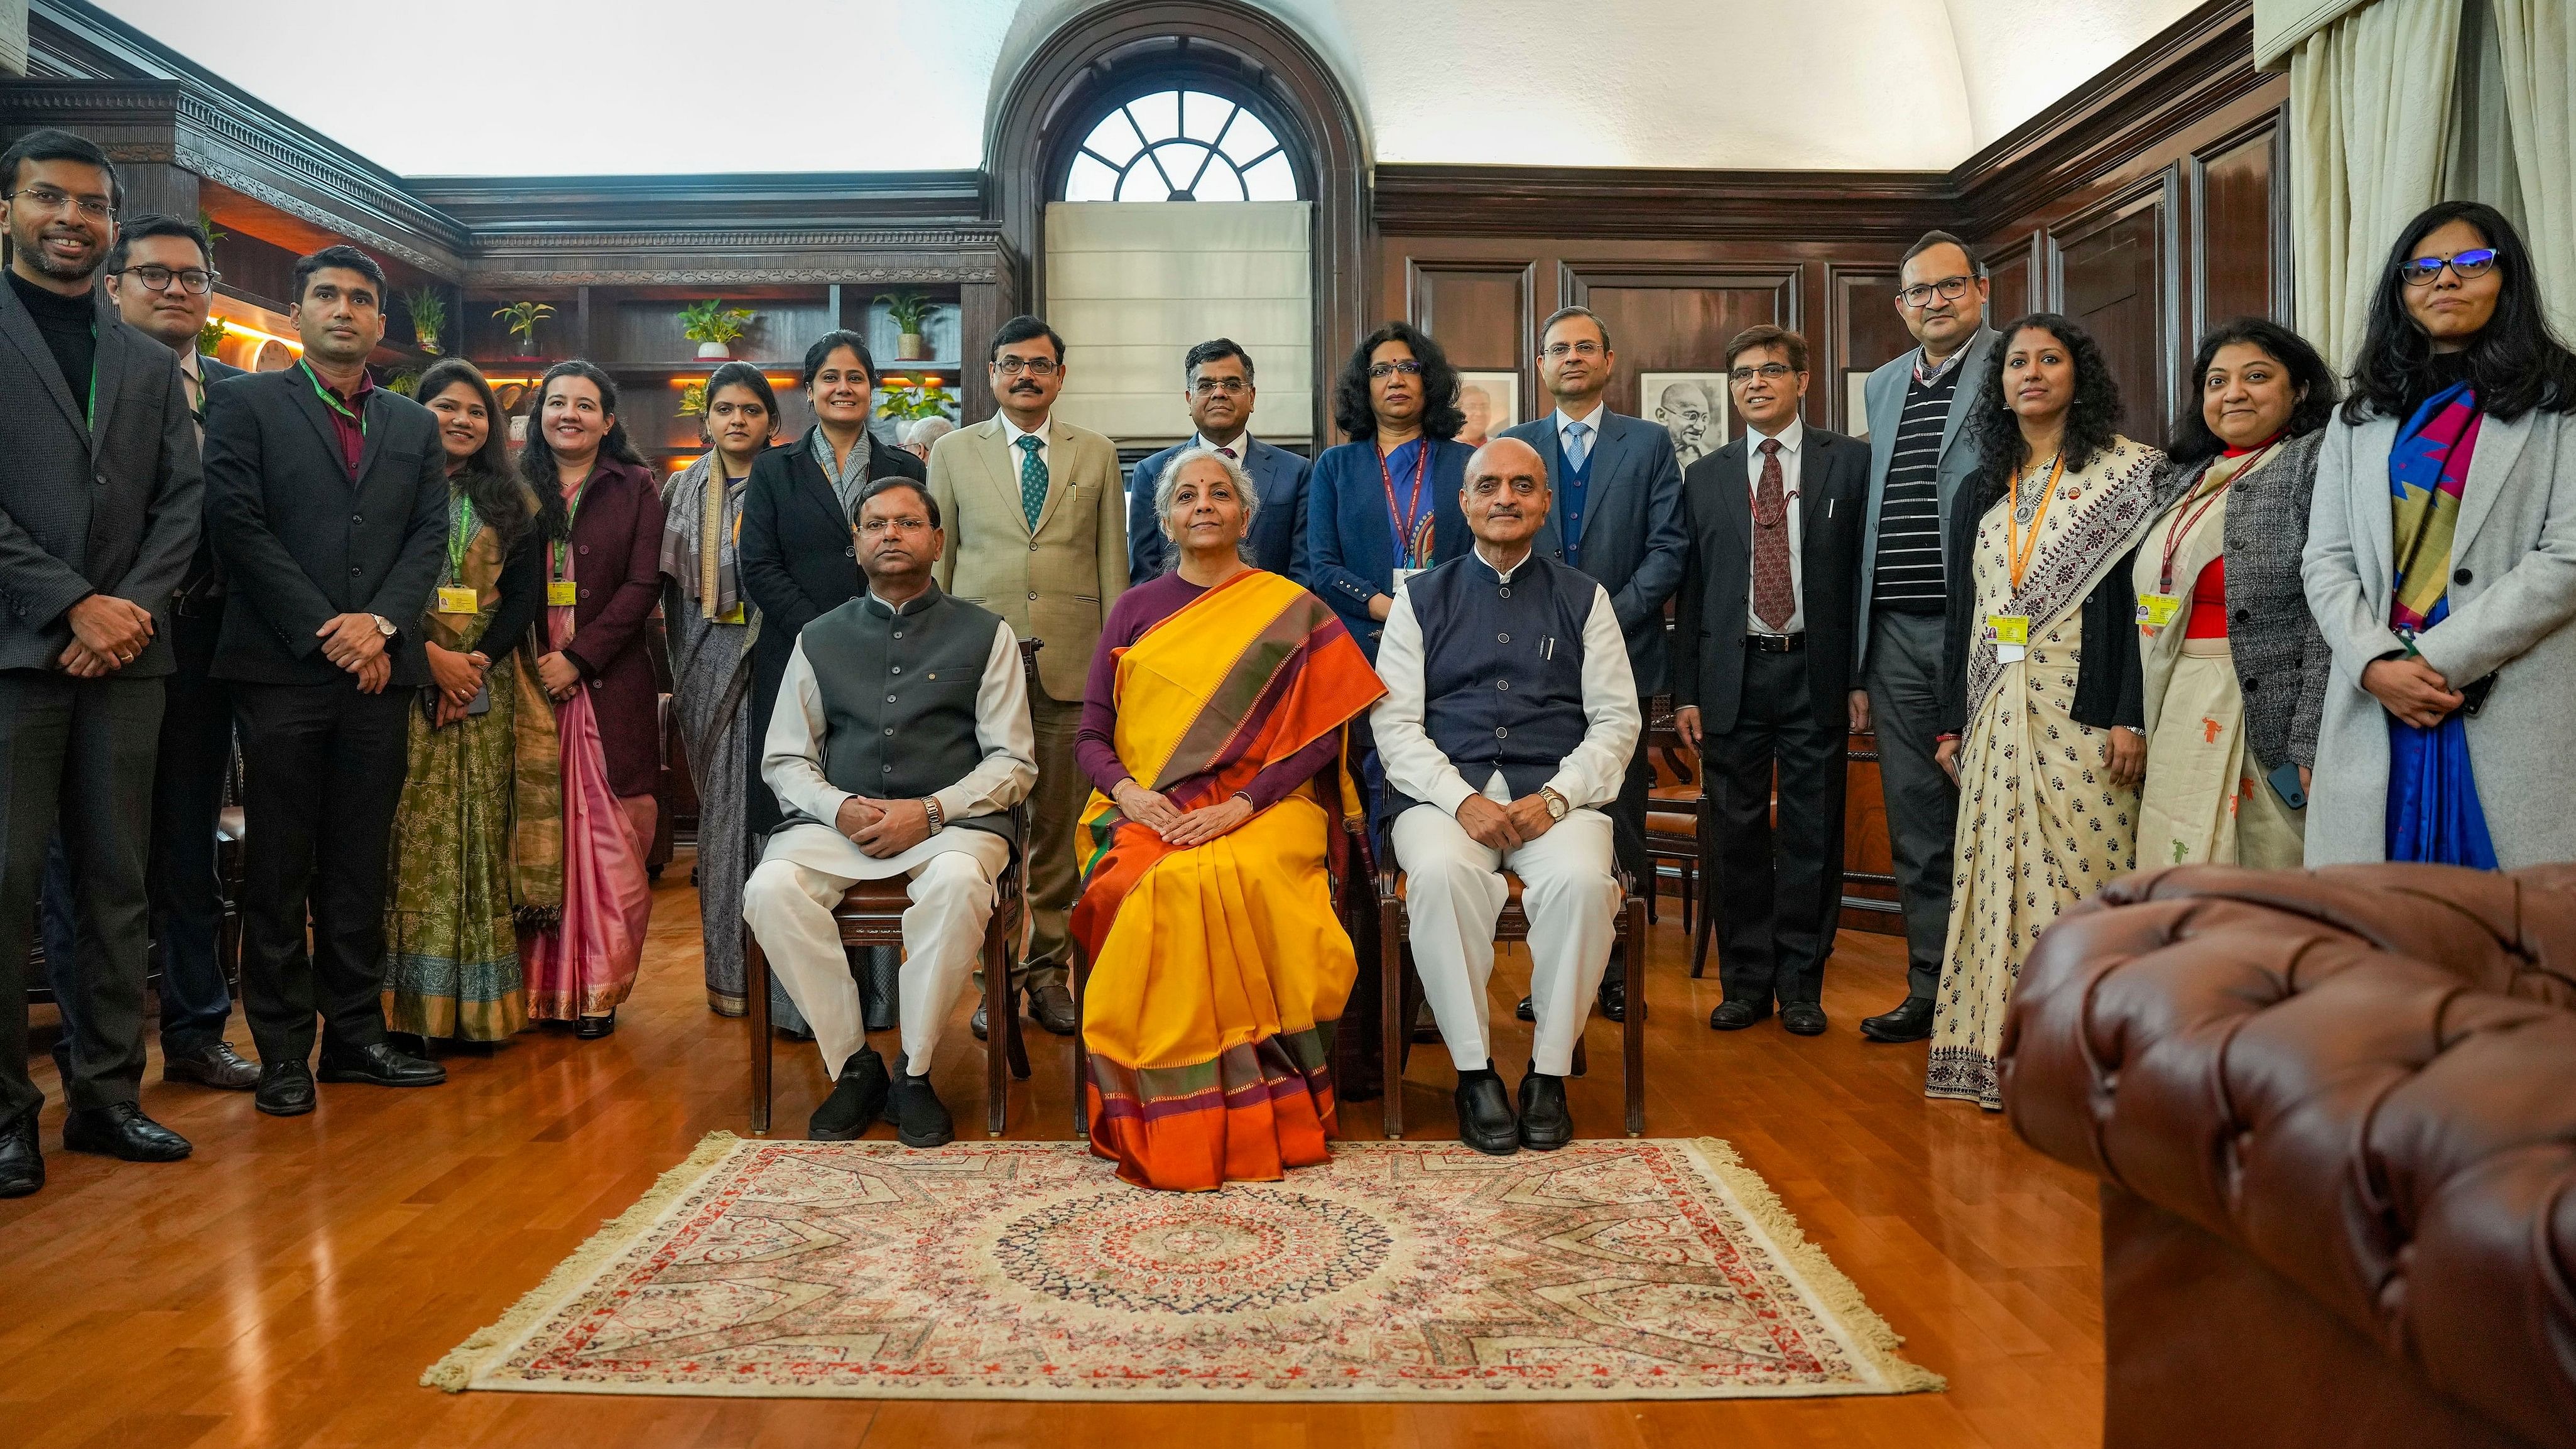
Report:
1514,995,1535,1023
1454,1068,1519,1155
1709,999,1773,1031
1026,983,1079,1036
164,1040,261,1090
810,1045,889,1141
575,1010,616,1040
316,1041,447,1088
881,1055,954,1148
63,1101,192,1161
255,1059,317,1117
1517,1064,1573,1151
0,1110,41,1197
1781,1002,1829,1036
970,1000,989,1042
1598,963,1638,1023
1861,996,1937,1043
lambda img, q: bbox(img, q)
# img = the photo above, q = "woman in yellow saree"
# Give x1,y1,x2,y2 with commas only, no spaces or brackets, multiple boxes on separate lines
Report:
1073,448,1386,1191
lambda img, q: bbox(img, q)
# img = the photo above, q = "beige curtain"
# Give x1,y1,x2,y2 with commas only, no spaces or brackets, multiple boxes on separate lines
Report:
2290,0,2464,370
2491,0,2576,335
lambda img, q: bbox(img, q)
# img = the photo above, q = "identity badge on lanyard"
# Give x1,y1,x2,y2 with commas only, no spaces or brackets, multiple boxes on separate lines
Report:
1990,454,2066,664
1380,440,1433,589
437,494,480,615
2136,442,2272,634
549,474,591,607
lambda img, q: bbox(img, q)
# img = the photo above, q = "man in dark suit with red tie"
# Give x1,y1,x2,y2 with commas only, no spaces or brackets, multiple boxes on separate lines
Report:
1671,326,1868,1038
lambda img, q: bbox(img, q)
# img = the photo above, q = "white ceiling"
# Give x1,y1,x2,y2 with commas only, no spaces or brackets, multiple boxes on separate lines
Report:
92,0,2204,178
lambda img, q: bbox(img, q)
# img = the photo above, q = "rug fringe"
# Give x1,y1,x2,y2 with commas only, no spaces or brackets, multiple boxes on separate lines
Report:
421,1129,745,1392
1685,1137,1947,1394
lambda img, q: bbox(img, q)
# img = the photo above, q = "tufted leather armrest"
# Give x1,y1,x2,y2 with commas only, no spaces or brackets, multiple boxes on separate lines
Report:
2004,863,2576,1449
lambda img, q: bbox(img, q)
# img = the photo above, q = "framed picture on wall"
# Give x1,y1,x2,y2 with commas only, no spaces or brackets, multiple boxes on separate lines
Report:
1639,372,1730,471
1845,371,1873,437
1455,371,1518,447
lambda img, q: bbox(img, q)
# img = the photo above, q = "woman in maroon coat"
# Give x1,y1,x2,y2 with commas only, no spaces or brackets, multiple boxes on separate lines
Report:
516,361,668,1038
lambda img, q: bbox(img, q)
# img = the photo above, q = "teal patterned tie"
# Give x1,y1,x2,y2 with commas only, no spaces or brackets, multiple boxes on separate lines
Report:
1016,433,1048,530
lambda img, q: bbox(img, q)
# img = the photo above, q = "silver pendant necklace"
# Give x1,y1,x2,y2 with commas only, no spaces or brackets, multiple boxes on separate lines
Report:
2012,455,2060,525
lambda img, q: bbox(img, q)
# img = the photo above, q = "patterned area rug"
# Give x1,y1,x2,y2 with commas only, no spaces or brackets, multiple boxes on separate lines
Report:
427,1134,1941,1402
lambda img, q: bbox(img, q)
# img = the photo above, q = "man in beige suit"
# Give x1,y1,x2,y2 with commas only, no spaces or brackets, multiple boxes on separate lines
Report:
928,315,1127,1038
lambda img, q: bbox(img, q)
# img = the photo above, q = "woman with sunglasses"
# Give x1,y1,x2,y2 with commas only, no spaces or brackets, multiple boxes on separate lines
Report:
2303,201,2576,869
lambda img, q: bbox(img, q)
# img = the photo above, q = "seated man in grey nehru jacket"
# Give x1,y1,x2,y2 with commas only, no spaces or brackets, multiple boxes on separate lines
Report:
1372,438,1640,1155
742,477,1036,1148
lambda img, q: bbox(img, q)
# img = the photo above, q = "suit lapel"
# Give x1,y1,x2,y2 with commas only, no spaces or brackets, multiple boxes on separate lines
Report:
791,438,842,533
0,282,90,437
285,371,351,475
979,418,1033,539
87,301,128,443
1710,438,1752,555
1934,328,1995,457
2355,416,2399,609
354,387,392,486
2452,410,2533,560
1577,415,1628,546
1031,420,1072,538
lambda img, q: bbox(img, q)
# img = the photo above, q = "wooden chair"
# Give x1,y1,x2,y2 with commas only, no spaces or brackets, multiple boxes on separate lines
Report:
741,639,1041,1138
1643,696,1703,935
1377,806,1649,1139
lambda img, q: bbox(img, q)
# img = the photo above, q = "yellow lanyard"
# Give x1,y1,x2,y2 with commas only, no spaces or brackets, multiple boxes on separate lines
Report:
2006,453,2067,593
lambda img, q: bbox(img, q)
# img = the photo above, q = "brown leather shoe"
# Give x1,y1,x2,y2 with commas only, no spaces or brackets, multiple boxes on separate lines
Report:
1026,983,1079,1036
163,1040,260,1090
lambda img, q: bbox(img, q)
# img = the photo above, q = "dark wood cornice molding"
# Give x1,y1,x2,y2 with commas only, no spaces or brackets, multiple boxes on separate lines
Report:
406,171,989,234
1374,165,1953,241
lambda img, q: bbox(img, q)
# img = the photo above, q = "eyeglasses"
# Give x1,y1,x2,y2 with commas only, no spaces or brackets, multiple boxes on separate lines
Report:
1188,377,1249,396
993,356,1060,377
4,185,114,221
2401,249,2497,286
1366,359,1424,380
115,264,219,295
858,514,933,535
1730,362,1796,383
1540,339,1605,361
1897,274,1977,309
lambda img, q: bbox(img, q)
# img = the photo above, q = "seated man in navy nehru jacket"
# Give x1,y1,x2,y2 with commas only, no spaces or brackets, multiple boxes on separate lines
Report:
1372,438,1640,1154
742,477,1037,1148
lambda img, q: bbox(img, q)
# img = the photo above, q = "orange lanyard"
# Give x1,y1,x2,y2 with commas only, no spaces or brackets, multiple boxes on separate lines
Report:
2006,453,2066,592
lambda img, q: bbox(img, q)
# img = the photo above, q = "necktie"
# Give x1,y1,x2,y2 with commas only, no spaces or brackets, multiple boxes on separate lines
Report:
1752,438,1795,632
1563,420,1590,472
1016,433,1047,530
1217,445,1236,459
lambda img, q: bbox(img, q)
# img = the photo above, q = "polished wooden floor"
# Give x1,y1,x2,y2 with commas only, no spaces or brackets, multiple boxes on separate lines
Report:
1,857,2104,1448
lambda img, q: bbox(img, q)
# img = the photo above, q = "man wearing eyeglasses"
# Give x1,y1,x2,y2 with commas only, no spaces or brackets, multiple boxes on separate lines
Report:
928,315,1126,1041
1852,229,2001,1046
1495,305,1684,1024
0,129,205,1196
1126,338,1310,583
1672,327,1867,1038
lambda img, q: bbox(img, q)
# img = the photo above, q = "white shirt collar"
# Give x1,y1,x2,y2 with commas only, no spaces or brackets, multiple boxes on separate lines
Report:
1552,401,1607,438
1747,415,1805,457
1000,413,1050,448
177,347,202,381
1474,542,1535,582
1192,430,1253,455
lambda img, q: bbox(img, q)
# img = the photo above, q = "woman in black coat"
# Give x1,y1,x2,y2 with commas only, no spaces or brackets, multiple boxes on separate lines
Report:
737,330,928,837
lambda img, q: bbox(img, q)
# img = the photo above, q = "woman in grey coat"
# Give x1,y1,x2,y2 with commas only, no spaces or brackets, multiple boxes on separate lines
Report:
2133,318,2339,869
2302,201,2576,869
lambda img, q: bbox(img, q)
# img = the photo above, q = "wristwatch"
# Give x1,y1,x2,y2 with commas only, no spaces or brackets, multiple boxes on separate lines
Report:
922,796,945,833
1538,786,1570,822
370,614,396,639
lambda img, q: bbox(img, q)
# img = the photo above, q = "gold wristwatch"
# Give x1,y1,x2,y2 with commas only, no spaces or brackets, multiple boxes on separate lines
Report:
1539,786,1570,821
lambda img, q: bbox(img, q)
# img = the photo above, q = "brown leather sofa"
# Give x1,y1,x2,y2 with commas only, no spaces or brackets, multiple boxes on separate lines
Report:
2002,863,2576,1449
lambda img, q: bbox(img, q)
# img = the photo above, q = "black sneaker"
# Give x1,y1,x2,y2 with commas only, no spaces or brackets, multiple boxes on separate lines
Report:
808,1046,890,1141
881,1054,954,1149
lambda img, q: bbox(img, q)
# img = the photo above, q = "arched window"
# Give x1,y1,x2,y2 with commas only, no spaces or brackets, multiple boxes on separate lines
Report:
1062,89,1302,202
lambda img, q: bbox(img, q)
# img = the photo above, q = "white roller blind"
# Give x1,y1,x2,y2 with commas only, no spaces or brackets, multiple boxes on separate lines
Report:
1045,200,1313,446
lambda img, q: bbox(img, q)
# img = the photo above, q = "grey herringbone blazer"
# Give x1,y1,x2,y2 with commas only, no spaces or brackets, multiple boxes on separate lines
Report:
2144,427,2329,771
0,281,201,676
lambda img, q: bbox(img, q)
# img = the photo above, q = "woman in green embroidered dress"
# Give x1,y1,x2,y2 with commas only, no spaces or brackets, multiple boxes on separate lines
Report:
383,360,562,1043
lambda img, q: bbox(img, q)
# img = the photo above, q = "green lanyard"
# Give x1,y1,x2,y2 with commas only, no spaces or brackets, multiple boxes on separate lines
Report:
298,360,368,435
447,491,476,584
553,472,594,580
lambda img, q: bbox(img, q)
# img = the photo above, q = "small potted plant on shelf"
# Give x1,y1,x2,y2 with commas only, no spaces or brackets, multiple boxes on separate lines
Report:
677,379,707,418
680,298,756,360
875,376,957,423
197,318,230,358
876,291,937,362
401,287,447,355
493,300,554,357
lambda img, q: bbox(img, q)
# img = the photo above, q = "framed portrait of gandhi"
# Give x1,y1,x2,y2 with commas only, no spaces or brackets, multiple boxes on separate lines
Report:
1639,372,1730,470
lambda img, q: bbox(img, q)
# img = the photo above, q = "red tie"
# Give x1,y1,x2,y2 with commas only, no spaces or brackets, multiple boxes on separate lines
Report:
1752,439,1794,632
1218,446,1236,459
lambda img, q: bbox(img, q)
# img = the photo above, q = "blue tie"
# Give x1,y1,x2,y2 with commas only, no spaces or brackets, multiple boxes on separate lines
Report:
1563,420,1590,472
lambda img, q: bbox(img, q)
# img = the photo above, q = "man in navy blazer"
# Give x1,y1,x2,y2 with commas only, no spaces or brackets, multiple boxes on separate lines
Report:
1498,306,1685,1021
1127,339,1309,583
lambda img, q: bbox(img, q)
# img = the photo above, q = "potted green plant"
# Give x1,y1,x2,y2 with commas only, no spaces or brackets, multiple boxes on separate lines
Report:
197,318,230,358
493,300,554,357
677,379,707,418
680,298,756,360
874,376,957,422
401,287,447,355
877,291,935,362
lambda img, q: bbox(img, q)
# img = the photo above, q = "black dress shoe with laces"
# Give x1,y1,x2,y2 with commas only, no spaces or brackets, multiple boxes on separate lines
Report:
317,1041,447,1088
881,1055,954,1149
164,1040,261,1090
1861,996,1937,1043
1709,999,1773,1031
810,1045,891,1141
0,1109,42,1197
255,1059,317,1117
1781,1002,1829,1036
1517,1064,1573,1151
63,1102,192,1161
1454,1068,1519,1156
